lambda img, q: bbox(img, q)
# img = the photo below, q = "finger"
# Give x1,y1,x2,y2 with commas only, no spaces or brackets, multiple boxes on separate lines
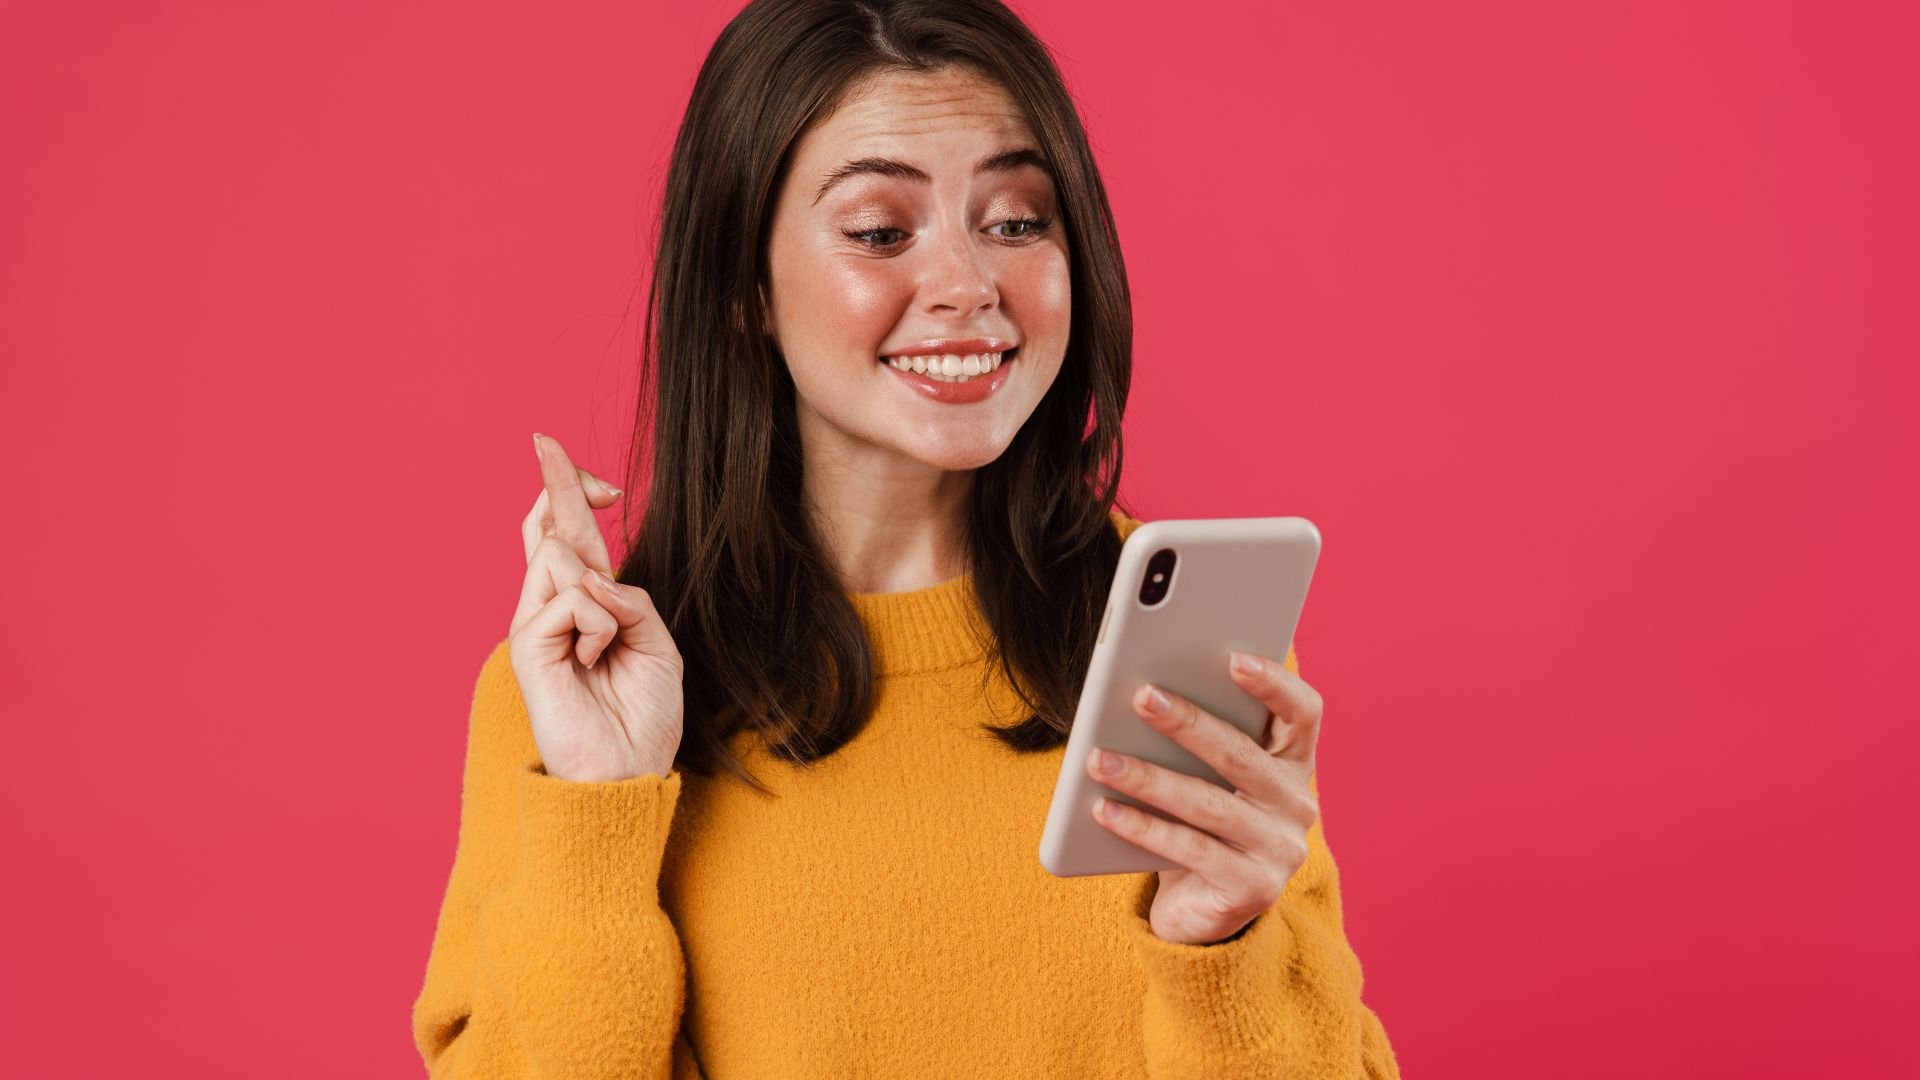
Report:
519,469,624,565
514,579,621,671
569,583,622,668
511,534,588,640
532,432,615,576
1226,651,1324,764
580,569,684,675
521,488,552,563
1086,746,1266,853
520,470,624,563
1092,792,1255,886
1134,683,1287,801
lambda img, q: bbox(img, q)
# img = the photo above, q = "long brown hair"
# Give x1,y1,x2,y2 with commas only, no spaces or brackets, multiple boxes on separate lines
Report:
614,0,1135,793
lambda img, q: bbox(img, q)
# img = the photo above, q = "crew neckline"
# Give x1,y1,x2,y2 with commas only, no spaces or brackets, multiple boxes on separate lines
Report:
841,509,1141,678
846,571,992,676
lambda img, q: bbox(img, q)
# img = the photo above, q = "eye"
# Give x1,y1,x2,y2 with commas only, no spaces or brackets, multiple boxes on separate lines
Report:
841,215,1055,253
991,215,1053,241
843,227,907,250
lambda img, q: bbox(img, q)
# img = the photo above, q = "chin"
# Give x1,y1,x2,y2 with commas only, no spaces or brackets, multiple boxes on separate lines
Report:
889,429,1015,473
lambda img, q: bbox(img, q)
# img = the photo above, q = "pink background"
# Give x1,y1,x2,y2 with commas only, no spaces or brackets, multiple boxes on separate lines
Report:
3,1,1914,1075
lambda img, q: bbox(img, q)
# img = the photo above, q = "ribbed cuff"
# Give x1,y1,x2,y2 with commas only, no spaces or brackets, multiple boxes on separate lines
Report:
509,755,683,915
1126,871,1300,1053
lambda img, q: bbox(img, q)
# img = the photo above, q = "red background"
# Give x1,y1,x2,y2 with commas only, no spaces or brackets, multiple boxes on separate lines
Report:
3,1,1914,1075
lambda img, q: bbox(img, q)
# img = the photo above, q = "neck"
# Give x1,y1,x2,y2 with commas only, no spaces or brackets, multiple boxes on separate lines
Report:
798,407,974,596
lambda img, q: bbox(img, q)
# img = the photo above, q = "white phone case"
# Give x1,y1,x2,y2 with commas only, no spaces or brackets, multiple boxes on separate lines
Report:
1038,515,1322,877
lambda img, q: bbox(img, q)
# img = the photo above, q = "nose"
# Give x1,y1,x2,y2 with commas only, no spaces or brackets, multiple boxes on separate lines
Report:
919,223,998,317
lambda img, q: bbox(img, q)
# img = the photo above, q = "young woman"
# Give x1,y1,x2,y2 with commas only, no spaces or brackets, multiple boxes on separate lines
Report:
411,1,1399,1076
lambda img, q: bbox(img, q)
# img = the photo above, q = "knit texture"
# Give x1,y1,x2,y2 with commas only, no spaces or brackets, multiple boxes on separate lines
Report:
411,511,1399,1078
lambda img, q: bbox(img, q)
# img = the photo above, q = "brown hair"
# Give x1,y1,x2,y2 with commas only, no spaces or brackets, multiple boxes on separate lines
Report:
614,0,1135,793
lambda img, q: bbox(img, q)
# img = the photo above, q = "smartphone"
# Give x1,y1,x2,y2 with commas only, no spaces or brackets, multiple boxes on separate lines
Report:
1038,515,1322,878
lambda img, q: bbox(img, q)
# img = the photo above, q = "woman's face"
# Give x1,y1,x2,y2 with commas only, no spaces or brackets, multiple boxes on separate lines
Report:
763,64,1071,473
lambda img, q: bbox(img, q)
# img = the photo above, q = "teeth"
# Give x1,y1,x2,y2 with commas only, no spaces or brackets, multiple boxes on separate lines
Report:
882,350,1008,383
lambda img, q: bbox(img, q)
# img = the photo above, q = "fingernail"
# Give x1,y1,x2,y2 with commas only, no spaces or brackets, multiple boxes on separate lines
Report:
1091,748,1120,775
1231,651,1261,677
1142,685,1169,714
532,432,544,452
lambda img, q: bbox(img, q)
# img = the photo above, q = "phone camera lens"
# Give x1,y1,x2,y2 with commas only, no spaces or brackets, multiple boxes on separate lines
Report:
1137,548,1177,606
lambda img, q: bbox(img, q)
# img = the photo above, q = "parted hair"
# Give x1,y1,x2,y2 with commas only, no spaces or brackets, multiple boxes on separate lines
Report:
614,0,1136,793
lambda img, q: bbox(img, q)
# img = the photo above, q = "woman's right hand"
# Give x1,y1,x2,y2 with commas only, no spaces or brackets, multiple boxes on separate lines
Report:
507,433,686,783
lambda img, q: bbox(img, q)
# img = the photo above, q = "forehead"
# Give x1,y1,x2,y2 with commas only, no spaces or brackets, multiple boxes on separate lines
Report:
796,66,1034,163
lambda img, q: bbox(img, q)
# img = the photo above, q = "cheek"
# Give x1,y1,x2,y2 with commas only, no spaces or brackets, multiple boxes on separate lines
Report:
1004,244,1072,334
832,262,910,330
787,258,911,355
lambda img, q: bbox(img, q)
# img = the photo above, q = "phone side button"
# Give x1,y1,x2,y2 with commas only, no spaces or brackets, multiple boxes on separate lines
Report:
1096,604,1112,645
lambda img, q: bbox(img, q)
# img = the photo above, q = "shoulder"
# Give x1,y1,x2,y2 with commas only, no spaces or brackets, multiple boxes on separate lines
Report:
1108,507,1147,543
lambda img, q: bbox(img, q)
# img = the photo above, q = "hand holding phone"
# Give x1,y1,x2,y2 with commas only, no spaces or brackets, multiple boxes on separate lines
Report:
1038,516,1322,889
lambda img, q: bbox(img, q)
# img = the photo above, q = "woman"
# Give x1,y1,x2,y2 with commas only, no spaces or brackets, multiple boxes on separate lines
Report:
411,1,1399,1076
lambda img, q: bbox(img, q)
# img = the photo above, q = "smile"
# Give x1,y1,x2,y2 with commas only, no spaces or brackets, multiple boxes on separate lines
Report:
876,346,1018,404
879,349,1010,383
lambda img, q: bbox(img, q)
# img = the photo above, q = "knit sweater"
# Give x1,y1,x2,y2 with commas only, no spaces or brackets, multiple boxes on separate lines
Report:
411,511,1399,1078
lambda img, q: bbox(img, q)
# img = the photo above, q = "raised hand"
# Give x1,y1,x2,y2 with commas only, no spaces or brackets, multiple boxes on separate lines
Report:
507,432,686,782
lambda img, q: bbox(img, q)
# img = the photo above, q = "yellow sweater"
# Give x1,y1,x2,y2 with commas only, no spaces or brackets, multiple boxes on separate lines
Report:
412,512,1399,1078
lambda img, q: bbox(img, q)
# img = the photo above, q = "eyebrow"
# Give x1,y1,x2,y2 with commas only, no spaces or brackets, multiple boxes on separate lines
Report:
811,147,1051,205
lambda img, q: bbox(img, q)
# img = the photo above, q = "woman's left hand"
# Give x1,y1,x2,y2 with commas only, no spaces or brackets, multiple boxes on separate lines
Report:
1085,649,1324,945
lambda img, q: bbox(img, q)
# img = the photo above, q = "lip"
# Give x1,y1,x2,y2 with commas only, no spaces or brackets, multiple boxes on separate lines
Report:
882,347,1017,404
879,337,1017,357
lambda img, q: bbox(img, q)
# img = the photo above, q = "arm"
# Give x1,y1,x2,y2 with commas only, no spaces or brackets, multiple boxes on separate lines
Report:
1125,649,1400,1080
411,640,706,1079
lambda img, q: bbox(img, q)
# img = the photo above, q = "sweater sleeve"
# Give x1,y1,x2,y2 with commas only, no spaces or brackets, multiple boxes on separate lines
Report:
1124,647,1400,1080
410,640,706,1079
